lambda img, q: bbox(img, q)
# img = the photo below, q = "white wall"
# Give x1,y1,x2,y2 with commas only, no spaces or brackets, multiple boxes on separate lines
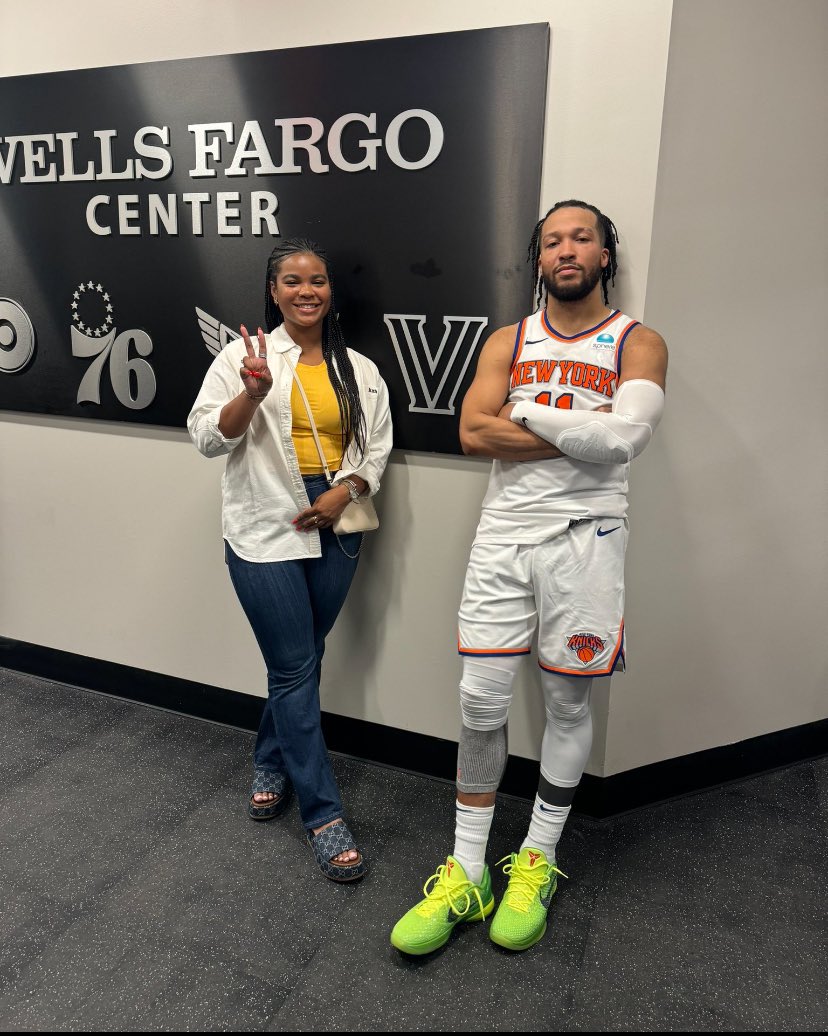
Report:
602,0,828,772
0,1,677,773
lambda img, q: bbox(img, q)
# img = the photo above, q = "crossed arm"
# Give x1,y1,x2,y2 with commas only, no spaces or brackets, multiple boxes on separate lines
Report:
460,323,667,463
460,325,565,460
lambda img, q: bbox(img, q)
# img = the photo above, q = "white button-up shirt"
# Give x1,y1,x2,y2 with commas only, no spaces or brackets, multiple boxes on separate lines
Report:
188,324,393,562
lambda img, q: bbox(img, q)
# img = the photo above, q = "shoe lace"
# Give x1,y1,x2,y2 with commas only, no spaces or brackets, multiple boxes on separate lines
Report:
496,854,568,914
415,864,486,920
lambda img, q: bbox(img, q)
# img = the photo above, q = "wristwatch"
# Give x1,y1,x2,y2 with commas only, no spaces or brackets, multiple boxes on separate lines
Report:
337,478,361,502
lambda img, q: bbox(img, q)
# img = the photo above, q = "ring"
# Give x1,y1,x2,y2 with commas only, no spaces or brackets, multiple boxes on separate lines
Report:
312,516,319,524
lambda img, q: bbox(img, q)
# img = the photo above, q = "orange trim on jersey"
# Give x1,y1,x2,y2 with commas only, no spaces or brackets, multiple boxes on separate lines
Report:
614,320,639,375
458,636,531,657
538,621,625,677
541,309,620,343
510,319,528,372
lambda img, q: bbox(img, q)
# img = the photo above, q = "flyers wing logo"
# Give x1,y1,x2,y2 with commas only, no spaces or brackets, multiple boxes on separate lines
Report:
196,307,241,357
383,314,488,414
567,633,605,664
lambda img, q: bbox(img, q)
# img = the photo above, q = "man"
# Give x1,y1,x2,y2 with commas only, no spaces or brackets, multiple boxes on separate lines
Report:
391,200,667,954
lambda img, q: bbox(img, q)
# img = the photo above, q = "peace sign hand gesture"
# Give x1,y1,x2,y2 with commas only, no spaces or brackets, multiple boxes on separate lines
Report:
239,325,273,399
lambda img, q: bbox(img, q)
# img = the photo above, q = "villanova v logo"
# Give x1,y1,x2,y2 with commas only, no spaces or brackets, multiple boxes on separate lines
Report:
383,314,488,415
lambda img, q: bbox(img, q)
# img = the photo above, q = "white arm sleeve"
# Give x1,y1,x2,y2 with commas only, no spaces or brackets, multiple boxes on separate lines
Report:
510,379,665,464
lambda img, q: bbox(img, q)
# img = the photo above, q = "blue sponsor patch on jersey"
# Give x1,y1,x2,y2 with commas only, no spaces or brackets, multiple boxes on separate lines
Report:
596,333,615,344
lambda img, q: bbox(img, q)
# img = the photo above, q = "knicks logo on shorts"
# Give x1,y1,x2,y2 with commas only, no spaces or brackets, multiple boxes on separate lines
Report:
567,633,606,665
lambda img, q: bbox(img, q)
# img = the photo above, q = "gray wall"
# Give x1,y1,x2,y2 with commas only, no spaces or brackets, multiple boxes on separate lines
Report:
0,1,673,778
606,0,828,772
5,0,823,778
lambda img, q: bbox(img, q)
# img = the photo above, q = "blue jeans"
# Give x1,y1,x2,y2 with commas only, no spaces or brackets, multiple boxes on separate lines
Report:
225,475,362,830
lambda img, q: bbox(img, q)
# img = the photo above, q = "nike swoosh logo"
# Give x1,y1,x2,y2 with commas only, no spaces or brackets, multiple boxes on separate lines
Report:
525,337,547,345
521,417,529,427
538,804,558,814
597,526,621,537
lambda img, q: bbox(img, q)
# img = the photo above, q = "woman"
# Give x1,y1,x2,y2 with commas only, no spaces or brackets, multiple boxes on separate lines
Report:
188,239,392,882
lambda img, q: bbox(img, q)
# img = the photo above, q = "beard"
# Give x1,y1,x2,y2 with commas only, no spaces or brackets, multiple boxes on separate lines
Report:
543,260,603,303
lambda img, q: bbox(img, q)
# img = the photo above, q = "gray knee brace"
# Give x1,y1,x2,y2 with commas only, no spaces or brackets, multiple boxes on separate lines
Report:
456,656,521,794
457,723,508,794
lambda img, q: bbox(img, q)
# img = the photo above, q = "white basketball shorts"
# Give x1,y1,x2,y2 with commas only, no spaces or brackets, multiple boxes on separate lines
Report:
458,518,628,676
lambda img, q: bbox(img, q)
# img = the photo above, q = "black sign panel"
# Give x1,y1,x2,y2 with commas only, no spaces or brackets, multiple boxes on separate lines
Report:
0,26,548,452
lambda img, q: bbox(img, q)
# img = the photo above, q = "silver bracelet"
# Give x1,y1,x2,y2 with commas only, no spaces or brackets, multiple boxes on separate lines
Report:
245,391,266,403
339,477,362,502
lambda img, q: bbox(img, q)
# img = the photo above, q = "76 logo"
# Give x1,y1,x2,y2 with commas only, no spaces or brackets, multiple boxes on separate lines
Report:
70,281,156,410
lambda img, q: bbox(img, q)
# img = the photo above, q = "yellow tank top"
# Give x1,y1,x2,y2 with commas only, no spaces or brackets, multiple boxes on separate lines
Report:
290,361,344,474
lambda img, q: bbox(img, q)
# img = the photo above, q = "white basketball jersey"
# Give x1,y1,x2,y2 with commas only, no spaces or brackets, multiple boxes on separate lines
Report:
475,308,640,545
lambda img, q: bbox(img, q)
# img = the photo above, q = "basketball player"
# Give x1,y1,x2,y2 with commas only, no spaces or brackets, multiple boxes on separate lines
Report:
391,200,667,954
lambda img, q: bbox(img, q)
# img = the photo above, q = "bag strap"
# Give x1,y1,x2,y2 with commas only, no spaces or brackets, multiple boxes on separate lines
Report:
284,353,334,485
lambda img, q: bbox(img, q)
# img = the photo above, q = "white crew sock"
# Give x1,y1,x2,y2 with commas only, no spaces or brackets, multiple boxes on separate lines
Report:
452,801,495,885
520,794,571,862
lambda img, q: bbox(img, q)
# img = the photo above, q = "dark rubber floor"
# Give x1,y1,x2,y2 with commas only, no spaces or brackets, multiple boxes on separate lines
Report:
1,668,825,1032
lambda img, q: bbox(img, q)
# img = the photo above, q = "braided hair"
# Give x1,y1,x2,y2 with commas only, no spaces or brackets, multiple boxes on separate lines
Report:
264,238,367,461
527,200,619,309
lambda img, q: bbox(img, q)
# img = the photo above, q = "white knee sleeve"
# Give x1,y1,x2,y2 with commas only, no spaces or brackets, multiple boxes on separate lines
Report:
539,670,594,788
543,678,592,728
459,656,521,731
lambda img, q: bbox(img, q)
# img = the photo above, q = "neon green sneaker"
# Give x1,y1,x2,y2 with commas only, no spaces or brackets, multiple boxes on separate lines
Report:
390,856,495,955
489,847,567,951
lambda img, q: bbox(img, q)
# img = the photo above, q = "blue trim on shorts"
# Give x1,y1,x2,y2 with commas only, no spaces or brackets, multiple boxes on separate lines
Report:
537,650,625,678
612,637,626,673
459,648,531,658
